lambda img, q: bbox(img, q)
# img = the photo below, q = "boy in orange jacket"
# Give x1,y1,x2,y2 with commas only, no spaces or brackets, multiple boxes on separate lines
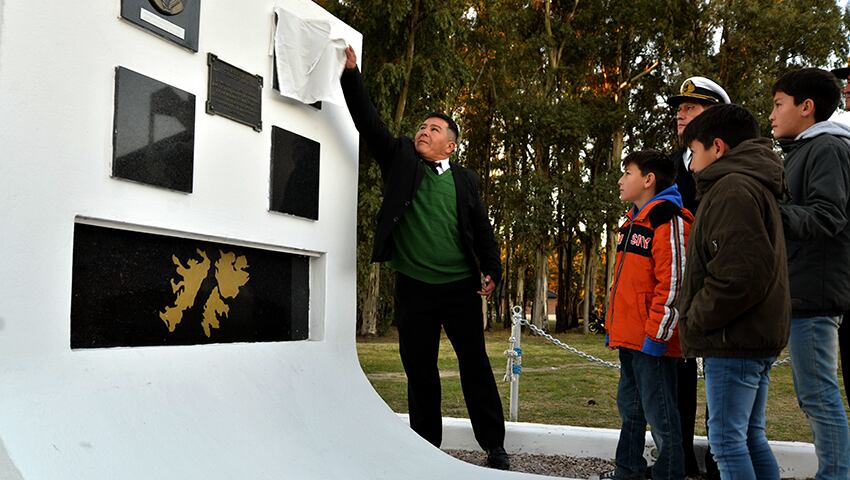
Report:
602,150,693,480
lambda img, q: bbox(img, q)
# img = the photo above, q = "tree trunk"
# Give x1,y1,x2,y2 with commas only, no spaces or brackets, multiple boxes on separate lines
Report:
603,127,625,316
603,223,617,318
391,0,420,134
359,263,381,336
582,234,599,334
481,296,488,330
502,242,512,328
532,247,548,330
555,241,567,332
556,231,575,332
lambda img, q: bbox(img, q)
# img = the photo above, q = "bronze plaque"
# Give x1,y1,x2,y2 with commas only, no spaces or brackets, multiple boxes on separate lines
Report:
206,53,263,132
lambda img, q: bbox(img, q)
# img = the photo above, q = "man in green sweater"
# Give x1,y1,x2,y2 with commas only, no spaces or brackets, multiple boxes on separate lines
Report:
340,46,508,470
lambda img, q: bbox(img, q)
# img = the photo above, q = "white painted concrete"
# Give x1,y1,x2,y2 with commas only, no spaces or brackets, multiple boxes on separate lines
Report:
0,1,560,479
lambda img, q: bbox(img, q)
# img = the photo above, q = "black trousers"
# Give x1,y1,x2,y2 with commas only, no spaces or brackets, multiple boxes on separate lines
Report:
677,358,719,478
676,358,699,475
394,273,505,450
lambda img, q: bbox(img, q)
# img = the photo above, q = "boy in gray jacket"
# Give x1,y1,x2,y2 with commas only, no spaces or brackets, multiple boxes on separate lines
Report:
770,67,850,480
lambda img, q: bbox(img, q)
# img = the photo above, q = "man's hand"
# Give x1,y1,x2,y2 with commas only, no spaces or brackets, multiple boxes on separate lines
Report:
478,275,495,297
344,45,357,70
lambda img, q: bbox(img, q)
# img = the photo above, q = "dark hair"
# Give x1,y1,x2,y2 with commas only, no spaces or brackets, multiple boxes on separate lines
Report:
425,111,460,140
621,150,675,192
682,104,760,150
772,68,841,122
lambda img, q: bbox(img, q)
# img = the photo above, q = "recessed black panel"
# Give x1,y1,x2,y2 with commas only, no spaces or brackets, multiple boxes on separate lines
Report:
71,223,310,349
206,54,263,131
120,0,201,52
270,126,320,220
113,67,195,193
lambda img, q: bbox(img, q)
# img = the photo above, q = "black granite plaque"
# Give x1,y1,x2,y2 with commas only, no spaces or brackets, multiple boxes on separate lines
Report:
206,54,263,131
270,126,320,220
71,223,310,348
120,0,201,52
113,67,195,193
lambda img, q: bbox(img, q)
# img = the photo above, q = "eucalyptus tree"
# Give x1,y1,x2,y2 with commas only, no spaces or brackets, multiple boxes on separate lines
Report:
683,0,848,127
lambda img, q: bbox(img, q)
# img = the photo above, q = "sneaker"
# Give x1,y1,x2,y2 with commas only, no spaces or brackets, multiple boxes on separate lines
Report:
598,469,617,479
485,447,510,470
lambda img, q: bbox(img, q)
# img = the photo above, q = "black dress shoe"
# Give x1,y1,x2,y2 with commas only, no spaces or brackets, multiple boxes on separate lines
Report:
486,447,510,470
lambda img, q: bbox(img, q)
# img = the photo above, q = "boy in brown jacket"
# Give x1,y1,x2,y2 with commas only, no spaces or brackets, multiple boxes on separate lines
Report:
678,104,790,480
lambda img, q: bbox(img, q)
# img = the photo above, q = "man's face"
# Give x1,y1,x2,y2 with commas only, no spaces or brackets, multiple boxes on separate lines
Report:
414,117,456,161
676,101,707,136
770,91,809,139
688,140,718,173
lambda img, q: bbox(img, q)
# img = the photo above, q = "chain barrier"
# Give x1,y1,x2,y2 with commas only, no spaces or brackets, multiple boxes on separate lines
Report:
503,305,792,420
772,356,793,367
503,306,791,381
520,318,622,370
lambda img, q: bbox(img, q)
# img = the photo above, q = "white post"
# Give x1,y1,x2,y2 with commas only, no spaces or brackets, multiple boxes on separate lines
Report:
509,305,523,422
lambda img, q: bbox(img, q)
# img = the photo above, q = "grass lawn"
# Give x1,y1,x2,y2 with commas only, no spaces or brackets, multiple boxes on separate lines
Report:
357,327,849,443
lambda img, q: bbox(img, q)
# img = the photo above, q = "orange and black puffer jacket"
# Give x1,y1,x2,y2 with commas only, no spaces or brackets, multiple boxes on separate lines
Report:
606,186,693,358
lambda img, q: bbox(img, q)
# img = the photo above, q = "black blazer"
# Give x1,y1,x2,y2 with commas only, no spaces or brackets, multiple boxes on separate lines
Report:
340,68,501,284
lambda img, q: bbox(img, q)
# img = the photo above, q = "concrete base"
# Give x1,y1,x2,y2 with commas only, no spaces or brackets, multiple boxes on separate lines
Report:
431,416,817,479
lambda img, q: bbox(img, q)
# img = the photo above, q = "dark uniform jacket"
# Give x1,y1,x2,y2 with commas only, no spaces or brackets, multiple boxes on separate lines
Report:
678,138,790,358
673,148,699,214
779,121,850,316
339,68,501,284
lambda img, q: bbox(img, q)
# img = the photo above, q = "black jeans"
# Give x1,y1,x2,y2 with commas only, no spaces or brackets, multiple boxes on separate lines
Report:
394,273,505,450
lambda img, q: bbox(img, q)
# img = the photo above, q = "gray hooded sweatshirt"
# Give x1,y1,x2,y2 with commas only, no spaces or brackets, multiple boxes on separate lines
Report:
778,120,850,316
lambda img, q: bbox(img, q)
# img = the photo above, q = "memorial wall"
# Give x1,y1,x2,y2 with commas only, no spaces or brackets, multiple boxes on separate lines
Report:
0,1,389,478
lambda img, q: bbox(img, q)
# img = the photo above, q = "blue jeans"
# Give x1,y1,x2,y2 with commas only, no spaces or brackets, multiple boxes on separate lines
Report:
704,357,779,480
615,349,683,480
790,316,850,480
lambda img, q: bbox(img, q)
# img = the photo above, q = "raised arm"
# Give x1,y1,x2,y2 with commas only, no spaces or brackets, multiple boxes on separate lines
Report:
339,46,398,169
